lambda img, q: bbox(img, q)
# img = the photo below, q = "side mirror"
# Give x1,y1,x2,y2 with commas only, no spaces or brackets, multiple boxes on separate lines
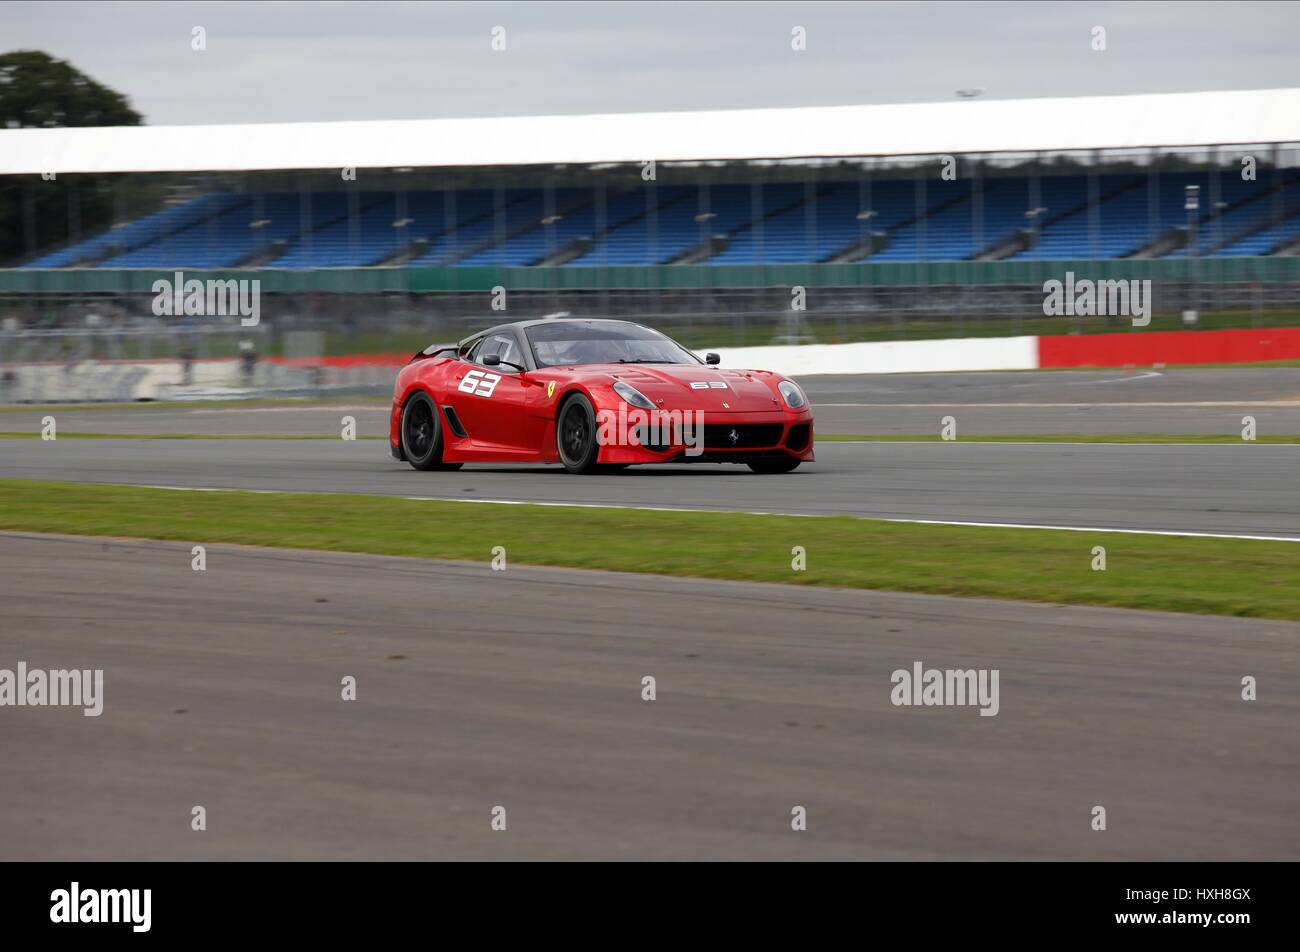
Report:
481,352,527,374
705,353,720,365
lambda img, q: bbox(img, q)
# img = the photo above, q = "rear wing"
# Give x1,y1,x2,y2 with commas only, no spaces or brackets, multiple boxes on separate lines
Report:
410,343,457,363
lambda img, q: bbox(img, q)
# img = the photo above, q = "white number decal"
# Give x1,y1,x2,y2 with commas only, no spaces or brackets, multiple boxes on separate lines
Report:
459,370,501,397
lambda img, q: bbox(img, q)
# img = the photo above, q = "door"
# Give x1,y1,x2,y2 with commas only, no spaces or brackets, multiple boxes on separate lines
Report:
446,332,534,456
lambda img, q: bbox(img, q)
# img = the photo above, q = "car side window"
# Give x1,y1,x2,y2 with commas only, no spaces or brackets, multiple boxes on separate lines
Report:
476,333,522,372
461,338,484,361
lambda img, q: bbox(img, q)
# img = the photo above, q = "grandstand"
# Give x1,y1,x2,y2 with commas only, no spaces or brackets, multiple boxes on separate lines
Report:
4,87,1300,272
15,169,1300,271
2,86,1300,357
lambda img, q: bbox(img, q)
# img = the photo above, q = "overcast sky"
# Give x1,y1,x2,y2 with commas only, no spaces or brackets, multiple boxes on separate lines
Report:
3,0,1299,126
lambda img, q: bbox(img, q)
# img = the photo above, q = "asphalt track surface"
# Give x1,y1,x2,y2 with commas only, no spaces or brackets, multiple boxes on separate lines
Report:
4,368,1300,435
2,437,1297,538
2,532,1296,860
802,366,1300,435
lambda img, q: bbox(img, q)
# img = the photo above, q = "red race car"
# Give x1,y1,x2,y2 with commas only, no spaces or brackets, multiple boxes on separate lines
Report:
389,318,814,474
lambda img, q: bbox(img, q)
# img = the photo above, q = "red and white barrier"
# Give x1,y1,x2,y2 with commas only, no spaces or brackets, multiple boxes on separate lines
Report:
713,336,1039,376
1035,326,1300,369
716,326,1300,376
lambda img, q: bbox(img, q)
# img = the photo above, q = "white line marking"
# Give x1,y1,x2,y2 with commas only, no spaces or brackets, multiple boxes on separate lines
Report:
871,517,1300,543
182,405,386,415
826,441,1299,446
1090,370,1164,384
130,483,1300,543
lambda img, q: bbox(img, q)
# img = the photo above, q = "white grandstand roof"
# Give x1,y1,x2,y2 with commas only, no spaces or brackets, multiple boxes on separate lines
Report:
2,88,1299,176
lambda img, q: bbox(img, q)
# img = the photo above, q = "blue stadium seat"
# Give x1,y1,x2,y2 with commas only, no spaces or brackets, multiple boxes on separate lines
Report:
22,170,1300,269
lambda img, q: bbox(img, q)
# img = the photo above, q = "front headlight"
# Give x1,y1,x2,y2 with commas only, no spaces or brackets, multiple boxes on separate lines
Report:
613,380,656,410
778,380,807,409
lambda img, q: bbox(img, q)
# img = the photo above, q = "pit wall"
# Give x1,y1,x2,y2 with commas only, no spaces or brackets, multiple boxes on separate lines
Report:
270,325,1300,375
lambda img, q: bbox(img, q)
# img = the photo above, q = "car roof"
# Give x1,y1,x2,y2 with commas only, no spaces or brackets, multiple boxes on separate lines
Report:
458,318,648,345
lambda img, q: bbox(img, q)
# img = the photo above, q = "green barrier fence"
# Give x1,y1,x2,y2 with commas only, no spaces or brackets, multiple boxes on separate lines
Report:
1,257,1298,294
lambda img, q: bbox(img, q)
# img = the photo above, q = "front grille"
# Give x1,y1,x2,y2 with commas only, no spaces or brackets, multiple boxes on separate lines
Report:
667,449,791,463
702,423,783,449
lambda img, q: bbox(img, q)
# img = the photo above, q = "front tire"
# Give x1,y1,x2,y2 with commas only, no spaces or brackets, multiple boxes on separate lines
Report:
557,394,600,474
747,458,801,474
401,391,452,471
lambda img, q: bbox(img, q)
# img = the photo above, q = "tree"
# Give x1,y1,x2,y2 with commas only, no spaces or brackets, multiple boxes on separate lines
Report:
0,51,144,262
0,50,142,129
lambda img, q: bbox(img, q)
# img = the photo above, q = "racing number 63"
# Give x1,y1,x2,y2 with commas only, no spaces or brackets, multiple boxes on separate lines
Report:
459,370,501,397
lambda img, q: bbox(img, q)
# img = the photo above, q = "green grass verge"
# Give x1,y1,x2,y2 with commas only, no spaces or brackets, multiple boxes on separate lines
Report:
817,434,1300,444
1,479,1296,620
1153,359,1300,370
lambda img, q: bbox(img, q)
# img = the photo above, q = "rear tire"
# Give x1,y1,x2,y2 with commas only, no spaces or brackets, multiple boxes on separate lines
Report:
557,394,600,474
401,391,449,471
747,458,801,474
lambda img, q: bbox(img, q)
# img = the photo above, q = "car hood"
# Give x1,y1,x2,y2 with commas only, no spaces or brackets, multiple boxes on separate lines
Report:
593,364,784,413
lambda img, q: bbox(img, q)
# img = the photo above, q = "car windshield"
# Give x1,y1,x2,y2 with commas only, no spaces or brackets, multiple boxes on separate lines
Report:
525,321,700,368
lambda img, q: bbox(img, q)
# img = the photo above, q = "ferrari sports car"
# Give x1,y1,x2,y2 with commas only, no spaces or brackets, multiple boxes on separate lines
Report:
389,318,814,474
